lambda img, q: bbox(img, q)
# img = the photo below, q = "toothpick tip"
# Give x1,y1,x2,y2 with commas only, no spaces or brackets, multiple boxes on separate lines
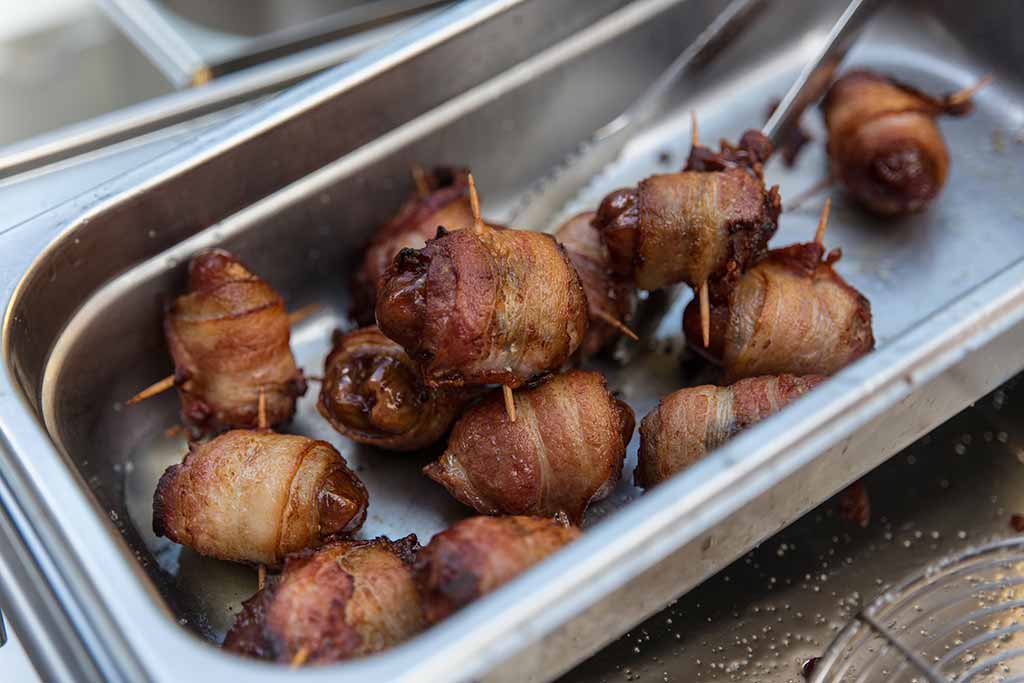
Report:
502,385,516,422
814,197,832,246
126,374,176,405
698,282,711,348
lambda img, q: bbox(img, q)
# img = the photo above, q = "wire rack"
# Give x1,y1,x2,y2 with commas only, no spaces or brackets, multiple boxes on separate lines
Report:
813,538,1024,682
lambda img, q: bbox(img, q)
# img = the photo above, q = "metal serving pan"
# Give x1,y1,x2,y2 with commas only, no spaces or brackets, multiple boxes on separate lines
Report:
2,0,1023,681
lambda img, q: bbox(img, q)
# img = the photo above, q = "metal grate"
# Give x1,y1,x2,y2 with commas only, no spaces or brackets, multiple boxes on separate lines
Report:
813,539,1024,682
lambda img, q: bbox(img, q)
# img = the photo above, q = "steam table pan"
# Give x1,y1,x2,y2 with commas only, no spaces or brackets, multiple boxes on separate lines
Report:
1,0,1023,681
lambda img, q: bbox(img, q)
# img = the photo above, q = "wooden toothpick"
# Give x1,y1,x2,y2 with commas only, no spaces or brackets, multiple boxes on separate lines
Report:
468,173,485,235
411,164,430,197
291,647,310,668
257,386,268,431
127,375,176,405
502,385,516,423
815,197,832,246
698,281,711,348
947,74,993,108
594,309,639,341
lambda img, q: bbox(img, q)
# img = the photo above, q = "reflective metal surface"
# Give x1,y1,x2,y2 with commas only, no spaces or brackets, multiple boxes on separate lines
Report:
561,378,1024,682
99,0,449,85
1,0,1023,682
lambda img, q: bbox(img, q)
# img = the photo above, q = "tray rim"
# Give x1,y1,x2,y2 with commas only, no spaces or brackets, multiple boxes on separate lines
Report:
3,0,1024,681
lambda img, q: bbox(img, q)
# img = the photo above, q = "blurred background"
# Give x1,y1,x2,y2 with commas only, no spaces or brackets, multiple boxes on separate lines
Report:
0,0,448,176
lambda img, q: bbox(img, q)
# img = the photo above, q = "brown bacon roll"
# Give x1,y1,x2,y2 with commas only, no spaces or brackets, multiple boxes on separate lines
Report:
375,223,588,389
414,515,581,624
822,70,983,216
223,536,423,664
636,375,825,488
317,326,478,452
683,240,874,381
555,211,636,358
153,430,367,568
351,167,475,324
594,130,781,294
164,250,306,434
423,370,634,524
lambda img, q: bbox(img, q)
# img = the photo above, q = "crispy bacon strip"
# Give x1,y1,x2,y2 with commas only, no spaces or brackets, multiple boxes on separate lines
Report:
153,430,367,568
822,70,988,215
414,515,580,624
594,130,780,295
636,375,825,488
423,370,634,524
375,223,588,389
351,167,475,323
317,326,478,451
223,536,423,664
164,250,306,434
555,212,637,358
684,241,874,381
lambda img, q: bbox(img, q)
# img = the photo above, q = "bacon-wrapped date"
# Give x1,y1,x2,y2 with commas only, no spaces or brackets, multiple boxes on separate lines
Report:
636,375,825,488
153,430,367,568
554,212,636,358
414,515,580,624
822,70,986,216
352,167,475,324
594,130,781,294
423,370,634,524
317,326,478,451
683,239,874,381
223,536,423,664
375,222,588,389
164,250,306,434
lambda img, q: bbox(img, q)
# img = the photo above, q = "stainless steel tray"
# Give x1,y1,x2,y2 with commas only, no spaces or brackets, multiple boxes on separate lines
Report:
2,0,1024,681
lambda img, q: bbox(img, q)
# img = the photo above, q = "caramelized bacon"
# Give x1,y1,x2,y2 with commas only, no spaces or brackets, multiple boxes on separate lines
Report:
636,375,825,488
414,515,580,624
555,212,636,357
153,430,367,568
822,70,985,215
375,224,588,389
223,536,423,664
423,370,634,524
352,167,475,324
164,250,305,434
317,326,478,451
684,241,874,381
594,130,780,294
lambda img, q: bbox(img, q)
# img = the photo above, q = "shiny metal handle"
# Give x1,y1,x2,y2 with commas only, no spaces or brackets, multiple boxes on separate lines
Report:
0,604,7,649
763,0,888,145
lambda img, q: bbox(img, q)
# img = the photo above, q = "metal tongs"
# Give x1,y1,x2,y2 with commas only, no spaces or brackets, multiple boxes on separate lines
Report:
514,0,887,353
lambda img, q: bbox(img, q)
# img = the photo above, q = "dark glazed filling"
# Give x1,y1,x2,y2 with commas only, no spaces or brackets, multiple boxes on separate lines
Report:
594,188,640,276
375,247,430,356
870,145,936,202
317,467,368,537
322,351,425,436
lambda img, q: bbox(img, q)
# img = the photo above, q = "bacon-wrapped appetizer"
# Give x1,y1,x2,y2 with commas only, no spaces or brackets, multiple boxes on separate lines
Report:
137,250,306,434
822,70,990,215
684,201,874,381
593,128,781,346
636,374,825,488
223,536,423,665
351,167,476,324
317,326,478,452
153,430,367,568
414,515,580,624
554,212,637,358
423,370,634,524
375,179,588,406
